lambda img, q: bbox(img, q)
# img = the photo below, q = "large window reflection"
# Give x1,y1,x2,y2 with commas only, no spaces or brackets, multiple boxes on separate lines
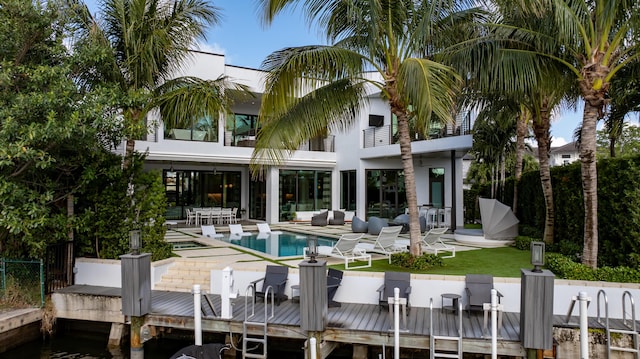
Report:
279,170,332,221
163,170,241,219
365,170,406,220
226,113,259,147
165,115,218,142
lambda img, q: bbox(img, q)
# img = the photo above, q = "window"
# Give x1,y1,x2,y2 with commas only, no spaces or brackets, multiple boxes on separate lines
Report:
227,113,259,146
340,171,357,211
165,115,218,142
561,154,571,159
365,170,406,219
429,168,445,208
279,170,332,221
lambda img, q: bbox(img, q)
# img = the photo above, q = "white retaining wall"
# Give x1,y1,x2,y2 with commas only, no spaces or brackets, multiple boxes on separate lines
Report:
74,258,640,319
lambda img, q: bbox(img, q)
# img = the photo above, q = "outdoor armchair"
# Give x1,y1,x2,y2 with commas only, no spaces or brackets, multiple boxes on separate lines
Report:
251,265,289,306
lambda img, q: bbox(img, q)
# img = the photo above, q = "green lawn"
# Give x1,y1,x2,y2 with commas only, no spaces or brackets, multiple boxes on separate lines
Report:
339,246,532,278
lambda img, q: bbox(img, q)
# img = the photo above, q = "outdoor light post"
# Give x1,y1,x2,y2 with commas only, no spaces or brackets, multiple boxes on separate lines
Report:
306,236,318,263
121,228,151,359
130,229,141,255
300,235,326,357
520,241,554,357
530,241,545,272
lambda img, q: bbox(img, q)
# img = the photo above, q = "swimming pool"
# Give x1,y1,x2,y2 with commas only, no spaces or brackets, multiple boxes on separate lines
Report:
221,231,336,257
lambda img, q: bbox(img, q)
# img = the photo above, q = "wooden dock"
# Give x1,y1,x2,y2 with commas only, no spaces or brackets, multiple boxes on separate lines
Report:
53,285,640,358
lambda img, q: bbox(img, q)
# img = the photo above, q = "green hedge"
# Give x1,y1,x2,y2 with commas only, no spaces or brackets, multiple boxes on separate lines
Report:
468,155,640,267
545,253,640,283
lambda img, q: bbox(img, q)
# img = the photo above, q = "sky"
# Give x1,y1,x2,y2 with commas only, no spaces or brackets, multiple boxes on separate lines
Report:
84,0,582,147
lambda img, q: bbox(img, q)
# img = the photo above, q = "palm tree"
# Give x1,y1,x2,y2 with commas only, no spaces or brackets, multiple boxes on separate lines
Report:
65,0,250,168
454,1,575,245
253,0,480,256
513,0,640,268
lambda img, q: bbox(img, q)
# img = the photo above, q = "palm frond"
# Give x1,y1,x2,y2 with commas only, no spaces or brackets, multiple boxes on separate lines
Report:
251,79,367,174
260,45,367,119
152,76,253,129
397,58,461,136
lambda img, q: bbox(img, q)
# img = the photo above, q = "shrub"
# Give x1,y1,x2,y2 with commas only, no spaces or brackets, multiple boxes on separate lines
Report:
545,253,640,283
390,252,443,271
513,236,536,250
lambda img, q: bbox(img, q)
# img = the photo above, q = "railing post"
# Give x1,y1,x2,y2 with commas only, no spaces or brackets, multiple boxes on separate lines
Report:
579,291,590,359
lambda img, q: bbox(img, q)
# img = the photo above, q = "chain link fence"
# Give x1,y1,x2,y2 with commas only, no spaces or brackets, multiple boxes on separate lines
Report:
0,259,44,308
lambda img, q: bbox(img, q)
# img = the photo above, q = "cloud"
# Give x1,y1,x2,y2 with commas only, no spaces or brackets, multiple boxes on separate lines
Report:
551,137,568,147
526,136,569,148
191,41,225,55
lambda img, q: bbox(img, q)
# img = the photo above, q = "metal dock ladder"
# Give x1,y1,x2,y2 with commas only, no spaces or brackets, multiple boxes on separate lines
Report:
241,285,275,359
597,290,639,359
429,298,463,359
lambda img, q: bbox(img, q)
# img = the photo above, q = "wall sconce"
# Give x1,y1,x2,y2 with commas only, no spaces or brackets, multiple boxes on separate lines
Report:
169,161,174,172
130,230,141,255
530,241,545,273
306,236,318,263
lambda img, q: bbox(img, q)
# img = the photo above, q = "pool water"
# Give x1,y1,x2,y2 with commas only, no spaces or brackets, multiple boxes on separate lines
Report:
222,231,336,257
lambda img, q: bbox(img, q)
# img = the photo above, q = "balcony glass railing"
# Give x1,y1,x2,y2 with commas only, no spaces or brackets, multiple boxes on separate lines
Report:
363,112,472,148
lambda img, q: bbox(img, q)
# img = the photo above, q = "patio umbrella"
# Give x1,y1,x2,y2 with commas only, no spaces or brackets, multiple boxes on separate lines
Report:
478,198,519,240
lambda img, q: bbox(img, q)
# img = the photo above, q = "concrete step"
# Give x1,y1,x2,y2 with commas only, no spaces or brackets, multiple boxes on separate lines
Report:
156,259,220,291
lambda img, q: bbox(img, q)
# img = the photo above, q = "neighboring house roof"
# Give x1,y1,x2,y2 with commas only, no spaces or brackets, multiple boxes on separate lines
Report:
550,142,579,155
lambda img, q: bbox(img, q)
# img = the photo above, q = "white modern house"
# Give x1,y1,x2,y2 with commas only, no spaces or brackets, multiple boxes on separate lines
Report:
549,142,580,166
134,51,473,228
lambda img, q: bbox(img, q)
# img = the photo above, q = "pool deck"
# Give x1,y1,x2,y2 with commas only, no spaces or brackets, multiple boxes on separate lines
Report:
165,221,481,269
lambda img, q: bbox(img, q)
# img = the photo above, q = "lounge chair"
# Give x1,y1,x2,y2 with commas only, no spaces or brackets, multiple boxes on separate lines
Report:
256,223,283,235
356,226,405,263
228,224,252,236
307,233,371,269
251,265,289,305
328,210,345,225
201,225,224,238
327,268,344,307
311,211,328,226
421,227,454,257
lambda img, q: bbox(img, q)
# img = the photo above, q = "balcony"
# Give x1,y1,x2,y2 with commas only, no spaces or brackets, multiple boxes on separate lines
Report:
363,112,472,148
224,131,335,152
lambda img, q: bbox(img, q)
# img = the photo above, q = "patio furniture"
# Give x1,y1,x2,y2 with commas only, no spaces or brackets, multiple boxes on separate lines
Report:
327,268,344,307
377,271,411,311
311,211,328,226
328,210,345,225
421,227,454,257
256,223,283,235
351,216,368,233
356,226,405,263
367,216,389,235
186,208,197,226
229,224,252,236
306,233,371,269
377,271,411,328
465,274,503,313
201,225,224,238
251,265,289,306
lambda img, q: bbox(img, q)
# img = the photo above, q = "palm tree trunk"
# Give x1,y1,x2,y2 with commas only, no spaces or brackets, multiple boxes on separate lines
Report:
533,101,554,244
395,114,421,256
581,101,599,268
124,137,136,169
513,109,528,214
